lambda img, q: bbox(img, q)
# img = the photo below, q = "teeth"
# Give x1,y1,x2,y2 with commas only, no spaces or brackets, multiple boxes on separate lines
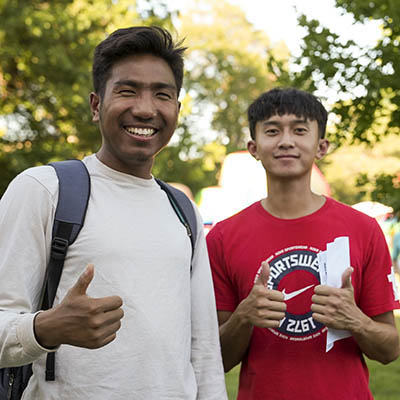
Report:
125,127,155,137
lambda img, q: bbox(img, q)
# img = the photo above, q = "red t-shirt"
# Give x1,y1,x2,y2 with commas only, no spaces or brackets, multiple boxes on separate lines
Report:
207,197,399,400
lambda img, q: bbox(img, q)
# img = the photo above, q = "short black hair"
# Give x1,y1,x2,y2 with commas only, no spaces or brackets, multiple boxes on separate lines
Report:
247,88,328,139
92,26,186,98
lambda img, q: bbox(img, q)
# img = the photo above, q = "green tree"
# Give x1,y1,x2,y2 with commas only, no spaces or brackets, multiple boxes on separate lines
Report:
280,0,400,146
321,134,400,205
356,172,400,214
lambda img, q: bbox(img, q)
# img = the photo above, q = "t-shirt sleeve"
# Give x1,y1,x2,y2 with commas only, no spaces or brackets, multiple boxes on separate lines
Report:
358,219,400,316
206,224,238,312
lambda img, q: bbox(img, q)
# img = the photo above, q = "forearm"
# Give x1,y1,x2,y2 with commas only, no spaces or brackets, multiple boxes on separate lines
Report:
219,306,254,372
350,312,400,364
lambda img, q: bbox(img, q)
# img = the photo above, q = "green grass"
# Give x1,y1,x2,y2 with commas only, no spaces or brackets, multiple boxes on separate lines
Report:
225,317,400,400
225,365,240,400
366,357,400,400
365,316,400,400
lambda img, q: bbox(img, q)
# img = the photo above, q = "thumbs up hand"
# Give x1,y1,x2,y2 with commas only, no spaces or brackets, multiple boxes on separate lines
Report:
311,266,364,331
238,261,286,329
34,264,124,349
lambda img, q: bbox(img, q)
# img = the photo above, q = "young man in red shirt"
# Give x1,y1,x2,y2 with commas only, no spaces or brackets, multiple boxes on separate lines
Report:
207,87,400,399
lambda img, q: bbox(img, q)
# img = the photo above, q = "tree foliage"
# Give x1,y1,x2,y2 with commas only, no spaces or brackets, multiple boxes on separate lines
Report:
356,172,400,214
274,0,400,146
321,133,400,205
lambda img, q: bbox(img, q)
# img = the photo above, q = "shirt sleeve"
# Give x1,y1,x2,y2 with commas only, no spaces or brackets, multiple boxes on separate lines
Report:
0,172,57,367
358,218,400,316
190,208,228,400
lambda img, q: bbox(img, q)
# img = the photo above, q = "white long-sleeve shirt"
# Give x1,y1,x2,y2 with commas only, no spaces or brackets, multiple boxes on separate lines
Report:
0,154,227,400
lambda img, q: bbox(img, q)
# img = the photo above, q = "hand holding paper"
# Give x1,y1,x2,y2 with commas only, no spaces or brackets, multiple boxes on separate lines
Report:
313,237,353,351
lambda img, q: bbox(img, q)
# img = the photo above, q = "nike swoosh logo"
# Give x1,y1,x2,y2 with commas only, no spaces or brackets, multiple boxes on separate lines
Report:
282,284,315,301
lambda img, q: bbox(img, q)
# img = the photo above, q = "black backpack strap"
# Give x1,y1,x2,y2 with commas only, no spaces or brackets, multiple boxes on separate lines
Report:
43,160,90,381
45,160,91,307
155,179,197,262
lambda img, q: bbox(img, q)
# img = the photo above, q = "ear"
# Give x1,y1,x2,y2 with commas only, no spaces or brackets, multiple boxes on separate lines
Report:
247,140,259,161
315,138,329,160
89,92,100,122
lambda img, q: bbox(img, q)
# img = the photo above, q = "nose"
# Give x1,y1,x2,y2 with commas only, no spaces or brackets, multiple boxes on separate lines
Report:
131,93,157,120
278,129,295,149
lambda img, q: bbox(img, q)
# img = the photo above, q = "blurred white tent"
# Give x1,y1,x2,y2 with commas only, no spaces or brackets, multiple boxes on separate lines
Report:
352,201,393,219
352,201,396,253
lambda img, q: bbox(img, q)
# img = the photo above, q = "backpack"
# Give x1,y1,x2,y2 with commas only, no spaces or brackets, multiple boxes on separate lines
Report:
0,159,197,400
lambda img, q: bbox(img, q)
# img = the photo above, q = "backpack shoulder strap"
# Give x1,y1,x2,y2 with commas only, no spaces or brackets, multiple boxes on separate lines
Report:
43,159,90,381
155,179,197,260
45,160,91,307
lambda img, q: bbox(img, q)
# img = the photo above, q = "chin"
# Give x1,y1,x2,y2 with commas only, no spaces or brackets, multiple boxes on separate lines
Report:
270,170,307,180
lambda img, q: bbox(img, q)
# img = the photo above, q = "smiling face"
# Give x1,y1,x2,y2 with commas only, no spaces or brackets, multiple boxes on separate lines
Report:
90,53,180,178
247,113,329,182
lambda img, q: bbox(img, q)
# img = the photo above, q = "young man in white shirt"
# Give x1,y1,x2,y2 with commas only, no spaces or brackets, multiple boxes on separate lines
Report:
0,26,227,400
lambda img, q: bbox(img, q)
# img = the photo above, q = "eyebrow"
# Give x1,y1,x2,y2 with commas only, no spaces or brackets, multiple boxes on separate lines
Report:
113,79,177,92
261,119,309,126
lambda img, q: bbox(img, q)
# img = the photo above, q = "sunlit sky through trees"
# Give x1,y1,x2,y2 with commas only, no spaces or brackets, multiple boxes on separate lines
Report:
168,0,381,54
164,0,384,107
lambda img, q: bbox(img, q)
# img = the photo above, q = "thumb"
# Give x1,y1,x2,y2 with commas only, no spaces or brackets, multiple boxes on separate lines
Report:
341,266,353,289
255,261,270,287
69,264,94,296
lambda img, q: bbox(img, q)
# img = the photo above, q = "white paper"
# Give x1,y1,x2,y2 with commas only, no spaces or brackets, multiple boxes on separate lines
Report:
318,236,352,352
326,237,350,288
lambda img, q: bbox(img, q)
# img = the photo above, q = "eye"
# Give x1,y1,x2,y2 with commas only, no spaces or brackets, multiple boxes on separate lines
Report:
265,128,279,136
119,89,136,96
295,127,307,134
156,91,172,100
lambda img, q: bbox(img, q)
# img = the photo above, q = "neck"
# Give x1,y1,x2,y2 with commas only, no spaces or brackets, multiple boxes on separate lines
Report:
262,175,326,219
95,150,154,179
